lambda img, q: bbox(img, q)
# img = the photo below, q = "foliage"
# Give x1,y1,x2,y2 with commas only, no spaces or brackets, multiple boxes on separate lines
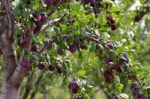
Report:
0,0,150,99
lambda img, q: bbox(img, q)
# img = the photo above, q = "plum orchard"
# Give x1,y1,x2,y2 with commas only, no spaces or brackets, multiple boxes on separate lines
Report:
0,0,149,99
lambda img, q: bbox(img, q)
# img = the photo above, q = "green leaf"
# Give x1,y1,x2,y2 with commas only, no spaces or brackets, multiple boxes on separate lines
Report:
23,9,30,19
13,6,20,17
37,33,45,43
117,83,124,93
111,6,120,12
33,0,40,9
142,66,150,71
77,70,86,77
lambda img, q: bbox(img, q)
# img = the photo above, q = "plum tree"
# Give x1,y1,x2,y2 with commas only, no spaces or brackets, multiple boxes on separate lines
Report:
0,0,150,99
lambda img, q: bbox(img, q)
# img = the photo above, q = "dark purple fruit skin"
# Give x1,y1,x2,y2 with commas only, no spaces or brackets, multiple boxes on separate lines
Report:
21,59,30,68
19,41,25,49
104,57,112,65
24,25,32,34
38,62,45,70
132,89,144,99
80,43,87,49
107,16,113,21
90,0,96,7
40,14,47,22
49,65,55,71
134,15,142,22
23,35,30,44
34,21,43,33
36,14,41,21
107,16,115,24
104,70,114,83
132,88,139,96
57,67,63,73
134,11,145,22
114,96,119,99
83,0,90,4
74,39,81,46
19,35,30,49
68,81,79,94
45,0,61,6
128,74,136,80
111,25,117,30
106,16,117,30
137,94,144,99
52,0,62,6
35,13,47,22
30,44,37,52
113,64,122,73
45,0,52,6
131,82,138,89
76,96,83,99
57,49,64,55
105,43,114,50
34,13,47,34
69,44,77,53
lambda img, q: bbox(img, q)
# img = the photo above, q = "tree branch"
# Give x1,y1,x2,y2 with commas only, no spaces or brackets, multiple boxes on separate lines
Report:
10,18,59,86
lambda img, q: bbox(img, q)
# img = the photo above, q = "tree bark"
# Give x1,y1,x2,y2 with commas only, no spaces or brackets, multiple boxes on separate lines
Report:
0,0,24,99
0,80,21,99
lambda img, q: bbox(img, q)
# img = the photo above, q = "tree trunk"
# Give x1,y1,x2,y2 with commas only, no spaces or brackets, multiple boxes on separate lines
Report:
1,80,21,99
0,0,25,99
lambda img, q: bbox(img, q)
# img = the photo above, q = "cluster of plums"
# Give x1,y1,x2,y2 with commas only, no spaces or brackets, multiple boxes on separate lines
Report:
57,38,87,56
19,35,38,53
21,59,64,73
19,35,30,49
112,82,144,99
130,82,144,99
107,16,117,31
103,55,144,98
33,13,48,34
68,81,83,99
19,13,49,52
20,13,48,49
103,43,129,83
23,13,48,35
103,57,122,83
82,0,101,16
103,62,122,83
103,51,132,83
